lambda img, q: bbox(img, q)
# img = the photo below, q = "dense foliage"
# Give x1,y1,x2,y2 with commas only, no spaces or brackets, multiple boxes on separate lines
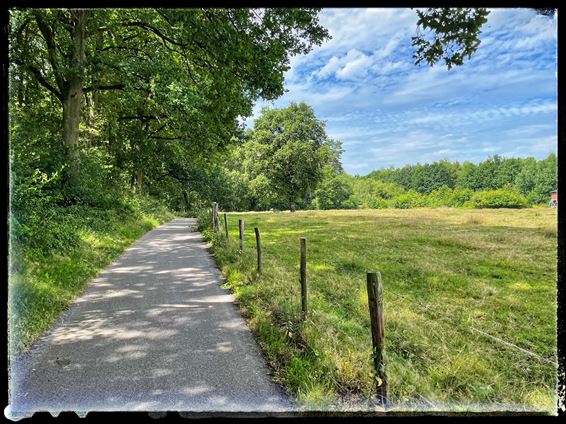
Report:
226,102,343,211
207,139,556,211
10,8,330,210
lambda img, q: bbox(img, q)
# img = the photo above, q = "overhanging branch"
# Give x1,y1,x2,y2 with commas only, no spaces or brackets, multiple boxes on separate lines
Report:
12,58,63,101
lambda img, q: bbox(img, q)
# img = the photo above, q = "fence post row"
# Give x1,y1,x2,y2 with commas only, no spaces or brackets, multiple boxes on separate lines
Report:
255,227,263,274
300,238,307,321
212,217,387,402
224,213,229,239
239,219,244,252
366,272,387,405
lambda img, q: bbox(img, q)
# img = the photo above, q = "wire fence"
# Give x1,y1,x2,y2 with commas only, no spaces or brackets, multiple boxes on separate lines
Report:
210,209,556,404
386,289,555,365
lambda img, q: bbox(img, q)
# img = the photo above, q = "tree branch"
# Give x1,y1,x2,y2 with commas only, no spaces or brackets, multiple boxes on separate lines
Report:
33,11,65,93
12,58,63,101
118,114,159,121
149,122,168,137
99,45,154,60
148,135,183,140
121,20,188,47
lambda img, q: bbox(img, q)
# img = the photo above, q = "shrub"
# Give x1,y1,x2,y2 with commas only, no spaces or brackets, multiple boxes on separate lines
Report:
196,207,213,232
424,186,474,208
450,187,475,207
341,194,360,209
365,197,389,209
392,190,426,209
469,189,528,209
424,186,453,207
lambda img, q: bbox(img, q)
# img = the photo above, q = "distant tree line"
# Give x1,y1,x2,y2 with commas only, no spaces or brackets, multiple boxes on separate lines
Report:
205,103,557,211
362,154,557,206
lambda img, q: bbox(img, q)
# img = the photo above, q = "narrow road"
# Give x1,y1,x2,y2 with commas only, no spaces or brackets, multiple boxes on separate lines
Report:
8,218,292,418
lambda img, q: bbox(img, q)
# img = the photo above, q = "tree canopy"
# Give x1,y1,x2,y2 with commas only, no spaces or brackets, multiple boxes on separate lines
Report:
242,102,342,211
10,8,330,201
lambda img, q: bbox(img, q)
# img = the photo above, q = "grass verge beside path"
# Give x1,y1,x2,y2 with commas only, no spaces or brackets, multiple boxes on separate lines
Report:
8,196,175,360
200,208,557,413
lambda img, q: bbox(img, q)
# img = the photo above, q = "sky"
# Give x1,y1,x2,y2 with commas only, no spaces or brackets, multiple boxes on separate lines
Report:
243,8,558,176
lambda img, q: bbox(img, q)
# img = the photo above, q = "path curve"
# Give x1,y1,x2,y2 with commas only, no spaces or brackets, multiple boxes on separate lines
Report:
8,218,292,418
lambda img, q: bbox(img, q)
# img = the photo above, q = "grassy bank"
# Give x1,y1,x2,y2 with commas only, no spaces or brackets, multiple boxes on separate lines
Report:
8,195,174,359
201,208,557,412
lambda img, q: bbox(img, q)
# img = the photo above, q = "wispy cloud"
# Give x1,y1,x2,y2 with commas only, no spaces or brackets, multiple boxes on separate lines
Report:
248,8,557,175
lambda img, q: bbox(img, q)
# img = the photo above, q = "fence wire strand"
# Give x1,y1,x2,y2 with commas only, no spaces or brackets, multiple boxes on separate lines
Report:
386,289,555,365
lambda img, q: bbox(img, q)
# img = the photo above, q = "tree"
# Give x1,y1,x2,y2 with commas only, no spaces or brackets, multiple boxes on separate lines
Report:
247,102,339,211
456,156,505,191
349,178,404,209
515,154,557,204
313,171,352,210
9,8,330,198
495,157,524,188
410,161,455,194
389,165,415,190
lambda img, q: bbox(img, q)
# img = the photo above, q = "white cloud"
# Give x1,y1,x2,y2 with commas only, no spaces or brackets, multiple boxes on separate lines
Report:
336,51,373,80
317,56,343,79
315,8,417,55
374,36,403,60
247,8,557,174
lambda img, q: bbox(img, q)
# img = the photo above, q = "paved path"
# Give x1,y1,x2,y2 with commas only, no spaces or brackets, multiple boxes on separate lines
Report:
8,218,292,418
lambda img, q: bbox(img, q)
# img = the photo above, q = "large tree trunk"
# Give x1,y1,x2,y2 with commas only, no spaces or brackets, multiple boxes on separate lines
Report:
62,78,82,191
62,9,88,193
183,190,190,212
134,167,143,194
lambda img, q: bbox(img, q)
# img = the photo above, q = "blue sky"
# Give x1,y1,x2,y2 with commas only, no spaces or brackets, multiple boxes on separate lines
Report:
243,8,557,176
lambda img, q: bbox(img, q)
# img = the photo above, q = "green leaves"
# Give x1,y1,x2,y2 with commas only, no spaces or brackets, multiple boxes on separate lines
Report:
412,8,490,69
247,102,338,209
10,8,330,209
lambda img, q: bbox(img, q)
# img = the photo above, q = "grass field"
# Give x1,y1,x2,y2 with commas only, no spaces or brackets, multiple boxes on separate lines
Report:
202,208,557,413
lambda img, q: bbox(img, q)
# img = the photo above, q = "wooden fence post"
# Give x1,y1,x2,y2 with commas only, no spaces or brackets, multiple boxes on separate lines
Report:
367,272,387,405
224,213,229,239
212,202,220,234
255,227,262,274
239,219,244,252
300,238,307,320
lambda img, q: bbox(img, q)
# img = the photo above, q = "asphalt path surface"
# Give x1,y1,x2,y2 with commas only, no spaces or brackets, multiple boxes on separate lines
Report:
8,218,292,418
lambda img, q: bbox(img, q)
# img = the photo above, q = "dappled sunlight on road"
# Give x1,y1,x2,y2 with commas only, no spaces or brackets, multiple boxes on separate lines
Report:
9,218,291,415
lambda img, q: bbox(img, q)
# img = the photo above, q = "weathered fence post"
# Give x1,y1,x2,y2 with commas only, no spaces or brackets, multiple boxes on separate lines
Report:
239,219,244,252
367,272,387,405
212,202,220,234
255,227,262,274
300,238,307,320
224,213,229,239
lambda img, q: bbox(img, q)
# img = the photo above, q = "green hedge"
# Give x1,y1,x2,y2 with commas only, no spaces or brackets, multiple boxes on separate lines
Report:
467,189,529,208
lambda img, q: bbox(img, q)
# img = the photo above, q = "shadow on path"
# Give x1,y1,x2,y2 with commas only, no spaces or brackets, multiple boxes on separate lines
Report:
8,218,292,417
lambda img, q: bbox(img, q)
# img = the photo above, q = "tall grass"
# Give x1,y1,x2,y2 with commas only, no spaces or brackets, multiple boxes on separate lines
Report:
202,208,557,413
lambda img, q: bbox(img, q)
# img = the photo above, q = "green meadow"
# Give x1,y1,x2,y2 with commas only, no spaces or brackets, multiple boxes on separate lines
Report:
202,208,557,412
